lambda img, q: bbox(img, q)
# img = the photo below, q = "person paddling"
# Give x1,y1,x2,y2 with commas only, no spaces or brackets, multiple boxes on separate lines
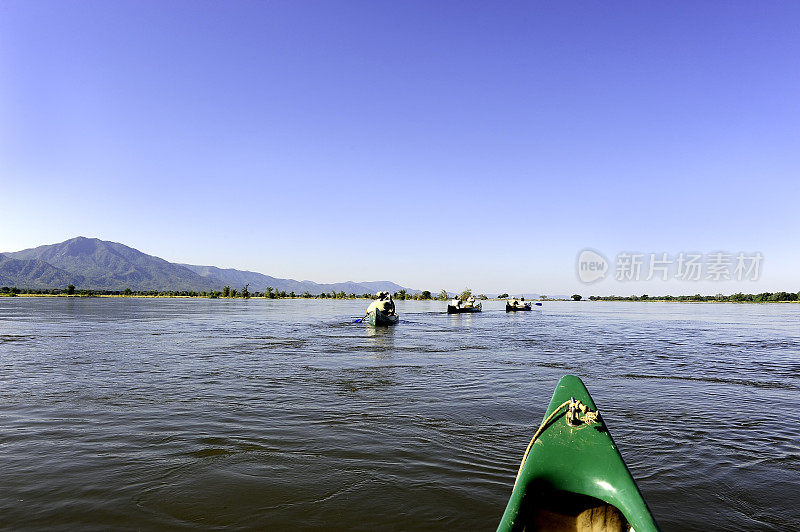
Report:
366,291,396,316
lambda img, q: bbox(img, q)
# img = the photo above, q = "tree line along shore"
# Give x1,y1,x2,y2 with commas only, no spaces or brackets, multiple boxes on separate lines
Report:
1,285,798,303
580,292,799,302
0,285,456,300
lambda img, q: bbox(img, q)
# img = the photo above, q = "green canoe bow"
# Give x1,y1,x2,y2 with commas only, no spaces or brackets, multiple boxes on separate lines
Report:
368,309,398,326
498,375,659,532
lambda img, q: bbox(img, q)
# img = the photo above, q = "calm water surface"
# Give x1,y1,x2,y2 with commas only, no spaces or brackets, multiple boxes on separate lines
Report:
1,298,798,530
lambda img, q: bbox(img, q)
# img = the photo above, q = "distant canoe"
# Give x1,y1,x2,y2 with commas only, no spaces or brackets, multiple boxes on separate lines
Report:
497,375,659,531
506,303,532,312
447,303,482,314
368,309,399,326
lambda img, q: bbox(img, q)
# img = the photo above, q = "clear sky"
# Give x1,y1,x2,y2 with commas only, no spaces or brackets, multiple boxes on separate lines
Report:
1,1,798,295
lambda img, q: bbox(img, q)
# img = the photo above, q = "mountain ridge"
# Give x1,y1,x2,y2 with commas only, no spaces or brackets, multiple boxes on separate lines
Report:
0,253,84,289
0,237,417,294
178,263,410,295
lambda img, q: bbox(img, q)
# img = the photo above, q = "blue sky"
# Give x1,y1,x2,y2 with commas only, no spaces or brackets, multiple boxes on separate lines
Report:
1,1,798,294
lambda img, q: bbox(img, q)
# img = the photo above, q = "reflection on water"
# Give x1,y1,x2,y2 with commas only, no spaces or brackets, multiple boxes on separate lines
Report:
0,298,798,530
365,321,396,343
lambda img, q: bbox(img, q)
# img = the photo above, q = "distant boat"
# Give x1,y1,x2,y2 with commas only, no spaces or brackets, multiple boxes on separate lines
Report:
506,302,532,311
447,302,482,314
497,375,659,532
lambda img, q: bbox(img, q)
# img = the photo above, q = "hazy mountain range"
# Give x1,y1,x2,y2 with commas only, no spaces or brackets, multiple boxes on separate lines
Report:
0,237,414,294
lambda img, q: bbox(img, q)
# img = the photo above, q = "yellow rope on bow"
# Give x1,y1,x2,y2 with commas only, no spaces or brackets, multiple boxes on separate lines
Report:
512,398,600,488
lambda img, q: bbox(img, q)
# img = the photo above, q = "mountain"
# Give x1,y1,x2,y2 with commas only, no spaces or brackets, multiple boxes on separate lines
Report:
179,263,412,295
356,281,409,294
2,237,217,291
0,254,82,289
4,237,217,291
0,237,417,294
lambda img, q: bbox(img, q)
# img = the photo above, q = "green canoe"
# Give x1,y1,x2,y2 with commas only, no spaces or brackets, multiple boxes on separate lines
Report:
506,303,532,311
368,309,398,326
447,303,482,314
498,375,659,532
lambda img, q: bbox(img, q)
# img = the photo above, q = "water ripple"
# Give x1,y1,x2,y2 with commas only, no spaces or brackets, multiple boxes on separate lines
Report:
0,298,798,530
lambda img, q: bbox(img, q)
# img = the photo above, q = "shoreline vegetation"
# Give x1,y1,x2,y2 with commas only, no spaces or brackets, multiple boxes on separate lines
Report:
0,286,798,303
0,285,444,300
582,292,799,303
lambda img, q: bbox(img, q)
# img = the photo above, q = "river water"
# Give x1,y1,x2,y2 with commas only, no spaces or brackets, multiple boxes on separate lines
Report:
0,298,798,530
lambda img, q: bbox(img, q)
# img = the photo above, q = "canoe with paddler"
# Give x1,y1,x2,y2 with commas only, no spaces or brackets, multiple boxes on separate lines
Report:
362,291,398,326
447,295,482,313
506,298,532,311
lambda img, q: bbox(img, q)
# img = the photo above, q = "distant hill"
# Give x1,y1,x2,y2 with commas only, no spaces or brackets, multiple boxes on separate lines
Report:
0,253,82,289
179,263,411,295
4,237,216,291
0,237,417,294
